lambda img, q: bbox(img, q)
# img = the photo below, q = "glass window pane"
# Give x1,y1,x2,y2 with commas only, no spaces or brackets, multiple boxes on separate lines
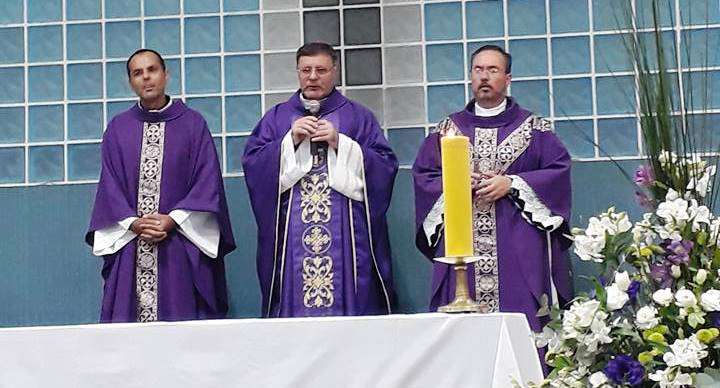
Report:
552,36,591,75
0,67,24,103
224,0,259,11
427,84,465,123
68,63,103,100
550,0,589,33
681,28,720,68
386,86,425,126
0,148,24,184
593,0,631,31
0,1,23,24
511,80,550,117
67,0,101,20
385,45,423,85
425,2,462,41
509,39,548,77
555,120,595,158
0,107,25,144
553,78,592,116
264,92,293,112
224,15,260,52
304,0,337,6
636,0,675,28
679,0,720,25
426,44,464,82
68,143,101,181
185,17,220,54
596,75,636,114
304,11,340,46
683,70,720,110
145,19,181,55
263,53,297,91
593,34,632,73
29,105,64,142
226,136,248,172
598,118,638,156
345,48,382,86
262,0,297,10
387,128,425,166
106,62,134,99
186,97,222,134
225,55,261,92
145,0,180,16
344,8,380,45
28,25,63,63
105,0,140,18
106,21,141,59
185,57,221,94
28,0,61,22
638,31,677,70
0,27,24,64
68,103,103,140
508,0,546,36
226,95,261,133
384,5,421,44
107,101,134,121
165,58,182,96
184,0,219,13
28,65,64,102
29,146,64,183
263,12,300,50
67,23,102,60
466,1,503,39
344,88,383,122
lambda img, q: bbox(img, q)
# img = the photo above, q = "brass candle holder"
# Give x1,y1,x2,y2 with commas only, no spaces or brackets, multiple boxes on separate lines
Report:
434,255,482,313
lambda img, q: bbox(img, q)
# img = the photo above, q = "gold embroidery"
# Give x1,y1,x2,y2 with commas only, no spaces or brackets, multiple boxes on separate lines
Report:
300,173,331,224
302,256,334,307
302,225,332,254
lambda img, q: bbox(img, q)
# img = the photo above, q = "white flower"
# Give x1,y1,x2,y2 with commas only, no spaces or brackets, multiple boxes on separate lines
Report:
671,265,682,279
674,289,697,308
700,289,720,311
588,371,609,388
614,271,631,291
581,313,612,352
687,166,716,198
562,300,601,332
656,195,689,225
658,151,678,165
653,288,674,306
649,368,694,387
710,219,720,246
574,234,605,262
636,306,660,329
663,335,708,368
695,269,708,285
606,284,629,311
688,200,712,231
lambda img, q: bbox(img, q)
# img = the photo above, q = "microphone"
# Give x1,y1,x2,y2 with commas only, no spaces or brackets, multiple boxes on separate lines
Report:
303,99,326,161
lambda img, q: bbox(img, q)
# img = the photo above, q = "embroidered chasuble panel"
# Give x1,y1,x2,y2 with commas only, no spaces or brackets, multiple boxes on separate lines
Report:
135,122,165,322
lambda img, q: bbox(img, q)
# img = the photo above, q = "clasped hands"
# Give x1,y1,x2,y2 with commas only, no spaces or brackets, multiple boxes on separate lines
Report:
130,214,176,243
471,171,511,204
291,116,339,150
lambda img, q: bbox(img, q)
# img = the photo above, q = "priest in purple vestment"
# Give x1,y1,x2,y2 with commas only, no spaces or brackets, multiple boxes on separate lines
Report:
243,42,398,318
86,49,235,323
413,45,573,333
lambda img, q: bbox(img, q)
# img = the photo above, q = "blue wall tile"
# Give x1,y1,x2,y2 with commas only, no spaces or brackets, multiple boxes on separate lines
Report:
509,39,547,77
466,1,504,39
426,44,464,82
0,1,23,24
552,36,590,75
105,0,141,18
427,84,465,123
27,0,61,22
636,0,675,28
0,107,25,144
226,95,261,132
508,0,546,36
425,2,462,41
107,101,134,120
185,17,221,54
0,28,24,64
67,24,102,60
0,67,24,104
29,105,64,142
596,75,636,114
28,25,63,63
68,103,104,140
679,0,720,25
553,78,592,116
145,19,181,55
226,136,248,172
593,0,631,31
105,21,141,59
224,15,260,52
550,0,589,33
387,127,425,166
682,28,720,68
185,0,220,13
594,34,632,73
67,0,101,20
224,0,259,11
186,57,221,94
0,148,24,184
555,120,595,158
186,97,222,134
28,66,64,102
683,70,720,110
29,146,64,183
106,62,134,98
68,63,103,101
638,31,677,70
225,55,261,92
511,80,550,117
165,59,182,96
145,0,180,16
598,118,638,157
68,143,101,180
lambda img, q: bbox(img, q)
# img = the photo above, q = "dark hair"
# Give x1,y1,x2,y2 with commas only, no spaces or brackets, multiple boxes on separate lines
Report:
126,49,166,77
469,45,512,73
296,42,338,66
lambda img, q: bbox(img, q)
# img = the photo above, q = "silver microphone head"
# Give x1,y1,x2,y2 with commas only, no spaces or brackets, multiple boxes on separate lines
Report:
305,99,321,115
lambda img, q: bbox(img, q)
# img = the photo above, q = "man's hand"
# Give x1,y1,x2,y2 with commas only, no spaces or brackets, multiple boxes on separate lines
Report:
291,116,319,145
475,171,511,203
130,214,176,243
312,119,339,150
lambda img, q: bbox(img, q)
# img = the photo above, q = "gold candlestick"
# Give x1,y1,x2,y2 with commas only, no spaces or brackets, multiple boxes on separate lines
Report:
435,256,481,313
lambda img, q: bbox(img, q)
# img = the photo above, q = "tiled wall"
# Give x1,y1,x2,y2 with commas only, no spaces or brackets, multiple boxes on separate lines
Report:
1,0,720,186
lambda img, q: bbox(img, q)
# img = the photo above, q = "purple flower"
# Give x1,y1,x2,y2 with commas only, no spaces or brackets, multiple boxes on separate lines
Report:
604,355,645,386
709,312,720,327
666,240,693,265
627,281,641,303
634,191,654,209
649,262,673,288
634,165,654,187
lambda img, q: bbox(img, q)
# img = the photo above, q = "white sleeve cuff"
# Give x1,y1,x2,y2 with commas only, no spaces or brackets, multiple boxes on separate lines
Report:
169,210,220,259
422,194,445,247
328,133,364,202
508,175,564,231
279,131,312,192
93,217,138,256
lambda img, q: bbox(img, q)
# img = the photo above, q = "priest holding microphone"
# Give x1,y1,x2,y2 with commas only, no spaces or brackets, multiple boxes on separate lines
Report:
243,42,398,318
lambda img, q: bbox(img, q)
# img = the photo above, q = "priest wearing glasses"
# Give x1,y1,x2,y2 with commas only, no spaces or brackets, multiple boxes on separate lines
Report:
243,42,398,318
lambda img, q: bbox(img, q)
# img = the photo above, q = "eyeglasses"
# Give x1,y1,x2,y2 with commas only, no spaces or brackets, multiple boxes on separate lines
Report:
471,67,503,75
297,67,333,77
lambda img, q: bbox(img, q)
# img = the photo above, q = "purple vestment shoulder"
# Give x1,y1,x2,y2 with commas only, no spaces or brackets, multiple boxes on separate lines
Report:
86,100,235,322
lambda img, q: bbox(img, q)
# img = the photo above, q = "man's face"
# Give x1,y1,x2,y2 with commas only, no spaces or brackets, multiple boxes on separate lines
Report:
297,54,337,100
470,50,511,108
127,52,169,102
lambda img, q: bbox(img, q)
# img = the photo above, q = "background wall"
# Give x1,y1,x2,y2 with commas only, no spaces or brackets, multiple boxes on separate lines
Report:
1,0,718,326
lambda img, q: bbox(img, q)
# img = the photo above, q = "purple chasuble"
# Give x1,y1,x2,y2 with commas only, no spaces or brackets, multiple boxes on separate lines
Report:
412,97,572,332
243,89,398,317
86,100,236,323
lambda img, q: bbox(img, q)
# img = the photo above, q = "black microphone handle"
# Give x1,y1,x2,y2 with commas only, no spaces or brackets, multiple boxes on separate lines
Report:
311,140,328,156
